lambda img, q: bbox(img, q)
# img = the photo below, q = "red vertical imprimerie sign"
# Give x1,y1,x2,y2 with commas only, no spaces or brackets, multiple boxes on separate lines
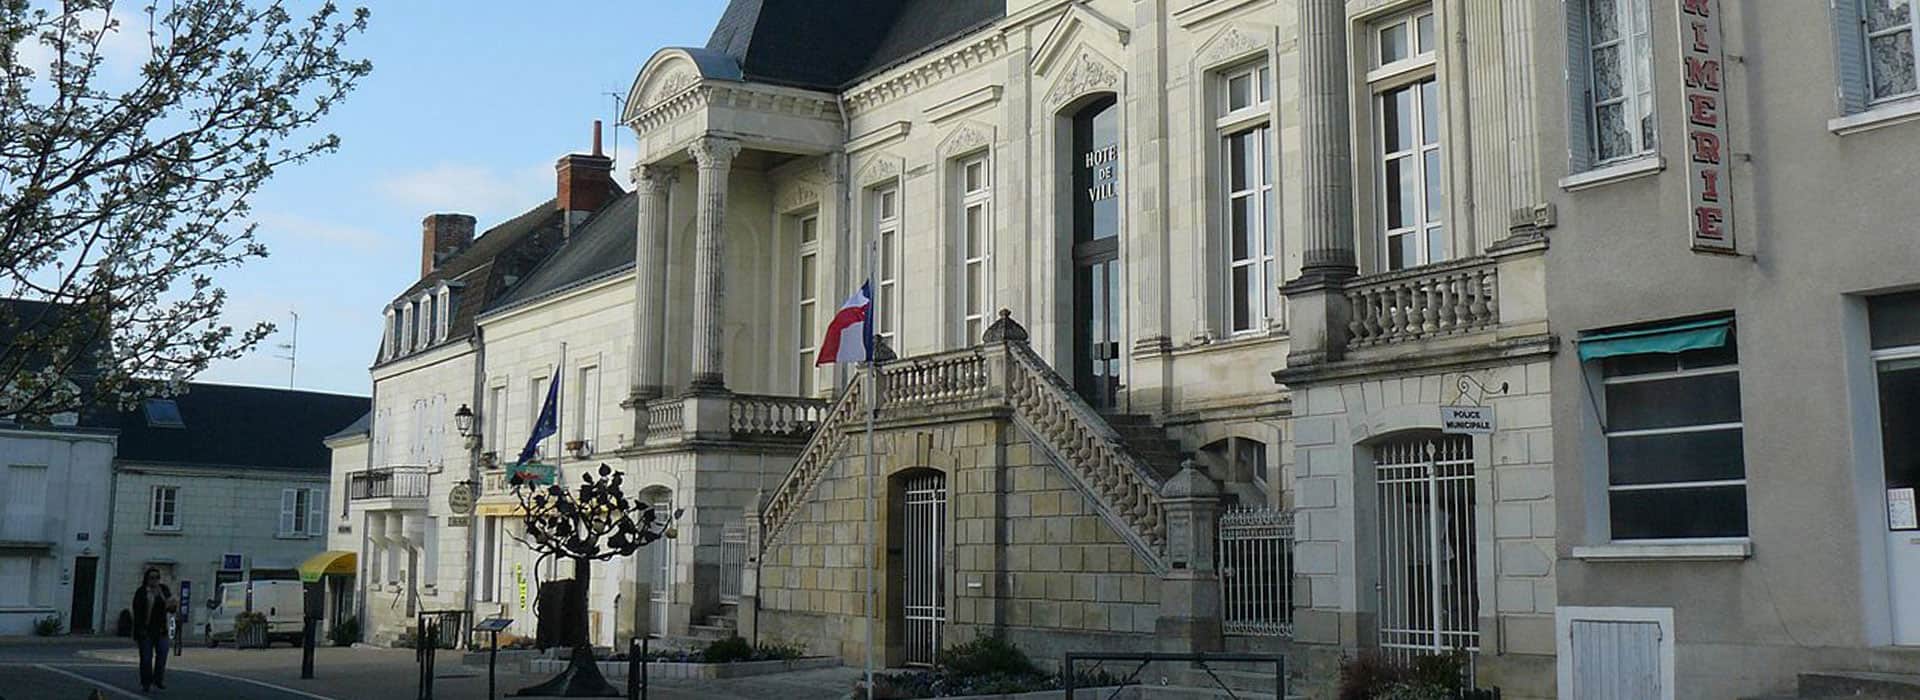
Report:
1680,0,1734,252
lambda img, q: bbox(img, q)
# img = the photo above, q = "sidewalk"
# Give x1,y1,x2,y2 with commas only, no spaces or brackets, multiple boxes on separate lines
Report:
77,644,864,699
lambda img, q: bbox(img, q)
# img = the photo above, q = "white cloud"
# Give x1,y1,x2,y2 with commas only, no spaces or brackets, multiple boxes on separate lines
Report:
374,163,551,221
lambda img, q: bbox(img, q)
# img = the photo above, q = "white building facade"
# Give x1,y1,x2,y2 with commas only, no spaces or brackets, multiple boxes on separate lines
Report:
0,423,114,636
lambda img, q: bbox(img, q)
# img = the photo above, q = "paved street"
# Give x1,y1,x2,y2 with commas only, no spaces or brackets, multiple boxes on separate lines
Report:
0,638,861,700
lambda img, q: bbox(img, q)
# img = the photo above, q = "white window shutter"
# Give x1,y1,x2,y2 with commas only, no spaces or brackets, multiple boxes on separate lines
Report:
1565,0,1594,173
280,489,297,535
1831,0,1869,114
307,489,323,536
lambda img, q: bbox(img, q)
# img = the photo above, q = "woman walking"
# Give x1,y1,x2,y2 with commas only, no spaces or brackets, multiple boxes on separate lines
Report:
130,567,176,692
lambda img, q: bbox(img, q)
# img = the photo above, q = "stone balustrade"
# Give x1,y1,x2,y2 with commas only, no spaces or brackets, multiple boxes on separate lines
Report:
642,397,685,445
756,315,1171,569
879,349,992,407
1344,257,1499,349
729,393,828,437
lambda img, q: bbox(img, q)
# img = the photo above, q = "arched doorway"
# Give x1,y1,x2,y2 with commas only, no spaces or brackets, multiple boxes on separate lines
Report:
638,486,674,638
1372,432,1479,660
886,469,947,666
1068,95,1122,411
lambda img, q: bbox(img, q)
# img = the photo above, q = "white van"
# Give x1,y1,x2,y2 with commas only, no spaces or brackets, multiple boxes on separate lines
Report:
205,580,306,647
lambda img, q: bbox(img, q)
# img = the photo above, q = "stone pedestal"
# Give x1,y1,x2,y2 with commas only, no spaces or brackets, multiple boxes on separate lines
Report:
1155,464,1223,653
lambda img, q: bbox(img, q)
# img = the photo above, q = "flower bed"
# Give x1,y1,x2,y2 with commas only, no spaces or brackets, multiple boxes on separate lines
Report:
526,636,833,681
851,636,1137,699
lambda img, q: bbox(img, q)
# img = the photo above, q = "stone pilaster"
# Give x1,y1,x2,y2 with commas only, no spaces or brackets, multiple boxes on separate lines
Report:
1296,0,1357,277
630,164,676,404
687,136,741,394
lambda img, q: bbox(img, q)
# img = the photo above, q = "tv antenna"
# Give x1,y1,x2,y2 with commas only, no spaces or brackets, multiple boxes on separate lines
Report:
273,310,299,388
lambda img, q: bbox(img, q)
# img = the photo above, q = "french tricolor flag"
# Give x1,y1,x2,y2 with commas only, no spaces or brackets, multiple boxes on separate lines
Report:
816,282,875,365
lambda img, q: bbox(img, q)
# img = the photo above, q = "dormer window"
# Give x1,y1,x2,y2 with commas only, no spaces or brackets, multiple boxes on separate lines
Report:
436,287,453,341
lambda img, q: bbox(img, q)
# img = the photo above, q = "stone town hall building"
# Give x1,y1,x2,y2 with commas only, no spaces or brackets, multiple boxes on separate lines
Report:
329,0,1920,697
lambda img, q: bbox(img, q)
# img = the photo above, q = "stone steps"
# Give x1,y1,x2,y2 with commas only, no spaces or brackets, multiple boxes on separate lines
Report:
1101,413,1190,481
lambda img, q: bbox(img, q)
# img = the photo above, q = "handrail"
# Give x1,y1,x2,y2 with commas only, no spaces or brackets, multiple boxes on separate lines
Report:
757,377,867,549
1002,342,1168,556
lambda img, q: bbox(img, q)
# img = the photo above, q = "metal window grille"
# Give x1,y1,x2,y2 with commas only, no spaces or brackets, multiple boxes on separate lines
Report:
902,473,947,666
1218,507,1295,636
1374,434,1479,662
719,523,747,603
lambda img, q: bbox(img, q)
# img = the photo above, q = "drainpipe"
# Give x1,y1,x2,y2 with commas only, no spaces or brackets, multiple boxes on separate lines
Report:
461,327,485,648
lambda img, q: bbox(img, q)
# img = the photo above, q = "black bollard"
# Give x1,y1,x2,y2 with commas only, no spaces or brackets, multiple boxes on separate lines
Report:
626,638,638,700
301,617,316,679
640,637,648,700
488,630,499,700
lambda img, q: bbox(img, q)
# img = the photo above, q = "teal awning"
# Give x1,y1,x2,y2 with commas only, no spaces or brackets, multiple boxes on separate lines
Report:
1576,318,1731,361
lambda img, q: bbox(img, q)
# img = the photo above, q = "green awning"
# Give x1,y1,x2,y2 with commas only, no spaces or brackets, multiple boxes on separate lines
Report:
1576,317,1731,361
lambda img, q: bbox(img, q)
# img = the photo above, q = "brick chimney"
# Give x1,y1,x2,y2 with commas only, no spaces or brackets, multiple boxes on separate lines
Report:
420,213,476,277
556,120,615,234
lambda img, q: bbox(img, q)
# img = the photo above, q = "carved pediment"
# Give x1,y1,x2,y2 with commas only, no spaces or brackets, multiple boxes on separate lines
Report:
776,184,822,213
1193,23,1272,70
937,122,995,158
854,152,905,187
1044,49,1123,110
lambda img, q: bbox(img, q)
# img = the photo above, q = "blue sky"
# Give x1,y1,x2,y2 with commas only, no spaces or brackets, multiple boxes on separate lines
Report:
197,1,731,397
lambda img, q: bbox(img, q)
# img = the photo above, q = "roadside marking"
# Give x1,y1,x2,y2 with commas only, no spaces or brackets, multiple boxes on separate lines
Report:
32,664,143,699
172,667,339,700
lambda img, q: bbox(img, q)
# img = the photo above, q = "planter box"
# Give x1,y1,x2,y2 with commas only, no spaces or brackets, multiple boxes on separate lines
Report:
235,625,268,649
904,687,1138,700
524,655,837,681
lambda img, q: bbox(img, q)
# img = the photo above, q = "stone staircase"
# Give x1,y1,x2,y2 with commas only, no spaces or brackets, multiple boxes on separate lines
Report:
1103,413,1189,481
1743,670,1920,699
685,602,739,642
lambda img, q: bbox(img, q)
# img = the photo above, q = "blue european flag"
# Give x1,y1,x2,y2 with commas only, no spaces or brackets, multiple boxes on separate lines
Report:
516,374,560,466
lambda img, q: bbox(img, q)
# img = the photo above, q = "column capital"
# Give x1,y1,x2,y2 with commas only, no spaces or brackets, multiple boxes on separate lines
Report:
632,164,678,193
689,136,742,170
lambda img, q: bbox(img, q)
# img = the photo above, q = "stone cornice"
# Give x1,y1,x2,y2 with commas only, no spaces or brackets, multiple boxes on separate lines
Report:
1271,334,1559,387
629,82,840,137
844,31,1010,116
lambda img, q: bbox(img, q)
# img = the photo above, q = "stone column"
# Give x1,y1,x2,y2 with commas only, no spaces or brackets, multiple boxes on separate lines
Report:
1283,0,1359,367
1156,463,1223,653
687,136,741,393
629,165,676,403
1296,0,1357,276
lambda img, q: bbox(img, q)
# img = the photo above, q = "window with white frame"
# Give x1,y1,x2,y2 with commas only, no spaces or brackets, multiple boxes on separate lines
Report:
1370,8,1446,272
574,365,599,451
796,214,821,395
279,487,322,537
149,485,179,531
2,465,48,541
1864,0,1920,104
424,295,437,345
382,309,396,360
1598,320,1746,540
1218,61,1277,334
1568,0,1656,166
871,184,901,348
487,384,507,455
955,154,992,345
436,288,452,340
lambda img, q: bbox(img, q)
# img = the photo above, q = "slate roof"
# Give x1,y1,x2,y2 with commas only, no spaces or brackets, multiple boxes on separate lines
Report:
705,0,1004,90
484,191,640,314
373,200,565,366
323,410,371,442
112,383,370,473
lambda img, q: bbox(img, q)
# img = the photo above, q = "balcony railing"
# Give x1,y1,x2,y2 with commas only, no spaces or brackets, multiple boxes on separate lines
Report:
730,394,827,438
1345,257,1498,349
633,393,828,447
348,467,430,501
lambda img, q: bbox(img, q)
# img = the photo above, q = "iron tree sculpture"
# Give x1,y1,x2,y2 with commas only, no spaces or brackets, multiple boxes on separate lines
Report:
508,463,677,697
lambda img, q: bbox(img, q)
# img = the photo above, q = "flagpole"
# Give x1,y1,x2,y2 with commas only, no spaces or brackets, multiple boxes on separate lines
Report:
555,342,566,478
863,237,879,700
